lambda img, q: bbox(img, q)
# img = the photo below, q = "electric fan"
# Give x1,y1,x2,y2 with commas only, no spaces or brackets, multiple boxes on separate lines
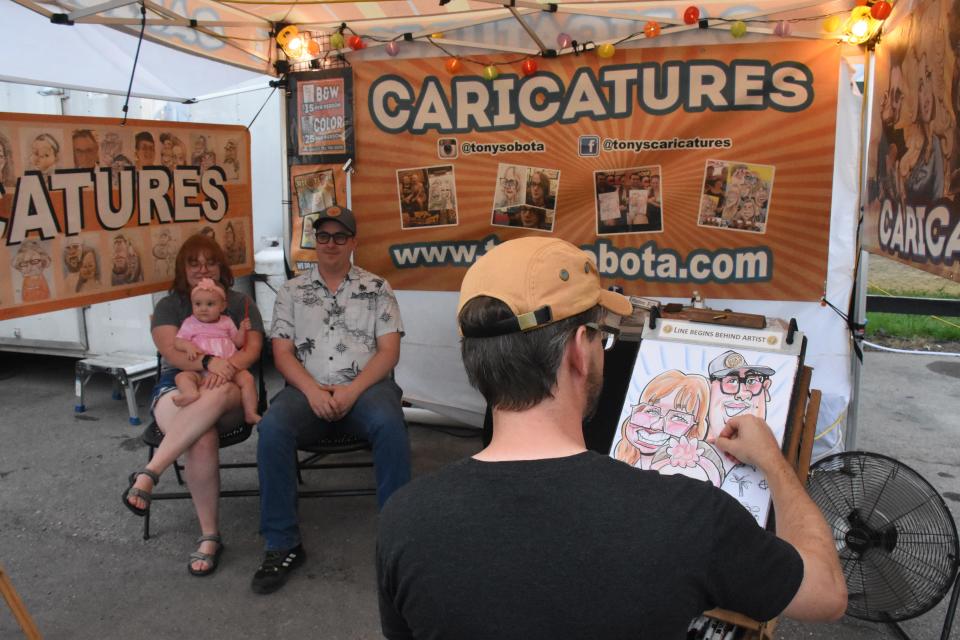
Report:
807,451,960,639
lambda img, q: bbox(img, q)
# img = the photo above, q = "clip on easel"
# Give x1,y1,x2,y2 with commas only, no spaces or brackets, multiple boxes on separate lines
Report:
0,564,41,639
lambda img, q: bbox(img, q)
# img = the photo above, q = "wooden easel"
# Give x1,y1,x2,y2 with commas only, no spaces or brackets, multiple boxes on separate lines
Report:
0,565,41,639
703,364,822,640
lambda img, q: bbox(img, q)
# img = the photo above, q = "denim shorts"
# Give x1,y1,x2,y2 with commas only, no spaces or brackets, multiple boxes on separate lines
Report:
149,368,179,417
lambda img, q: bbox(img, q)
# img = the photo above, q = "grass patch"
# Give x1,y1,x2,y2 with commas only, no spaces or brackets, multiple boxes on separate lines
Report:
866,287,960,340
866,313,960,341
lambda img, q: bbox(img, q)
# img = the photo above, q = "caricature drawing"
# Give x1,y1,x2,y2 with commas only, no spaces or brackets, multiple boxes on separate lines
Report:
13,240,54,302
706,350,775,446
611,339,797,525
152,229,177,277
614,370,723,478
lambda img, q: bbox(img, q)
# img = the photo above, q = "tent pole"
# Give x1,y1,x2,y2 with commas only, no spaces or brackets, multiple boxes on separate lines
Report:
847,49,875,451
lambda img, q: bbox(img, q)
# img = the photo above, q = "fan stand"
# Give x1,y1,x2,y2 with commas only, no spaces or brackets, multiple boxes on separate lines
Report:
813,453,960,640
883,571,959,640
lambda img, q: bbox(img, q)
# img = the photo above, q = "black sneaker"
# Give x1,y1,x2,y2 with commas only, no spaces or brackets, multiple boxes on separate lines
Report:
251,544,306,594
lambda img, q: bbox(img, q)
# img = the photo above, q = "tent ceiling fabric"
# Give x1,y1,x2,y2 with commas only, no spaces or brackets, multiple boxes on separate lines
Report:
13,0,850,79
2,1,271,101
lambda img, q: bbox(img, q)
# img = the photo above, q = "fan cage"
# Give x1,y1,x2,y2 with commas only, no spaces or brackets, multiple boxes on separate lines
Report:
807,451,959,623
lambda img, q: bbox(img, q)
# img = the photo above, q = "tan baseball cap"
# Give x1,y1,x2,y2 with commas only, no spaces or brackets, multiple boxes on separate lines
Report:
458,237,632,336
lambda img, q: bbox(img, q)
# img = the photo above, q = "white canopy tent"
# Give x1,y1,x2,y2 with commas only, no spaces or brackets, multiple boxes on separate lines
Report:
2,0,867,438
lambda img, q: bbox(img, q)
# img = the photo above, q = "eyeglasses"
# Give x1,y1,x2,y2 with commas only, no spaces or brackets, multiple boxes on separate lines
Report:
18,258,45,267
584,310,622,351
186,258,220,270
715,374,768,396
315,231,353,245
631,403,698,437
500,179,519,188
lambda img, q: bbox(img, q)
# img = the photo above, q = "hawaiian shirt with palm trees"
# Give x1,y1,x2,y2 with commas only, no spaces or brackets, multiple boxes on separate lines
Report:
270,265,404,385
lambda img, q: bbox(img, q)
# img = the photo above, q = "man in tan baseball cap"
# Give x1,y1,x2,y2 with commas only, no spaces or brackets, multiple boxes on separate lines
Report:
376,237,846,639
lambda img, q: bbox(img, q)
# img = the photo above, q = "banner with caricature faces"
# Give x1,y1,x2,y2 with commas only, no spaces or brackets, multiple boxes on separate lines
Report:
0,113,253,320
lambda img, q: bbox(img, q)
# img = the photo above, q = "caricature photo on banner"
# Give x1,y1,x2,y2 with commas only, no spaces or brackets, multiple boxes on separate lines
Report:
864,0,960,282
0,113,253,321
351,40,841,301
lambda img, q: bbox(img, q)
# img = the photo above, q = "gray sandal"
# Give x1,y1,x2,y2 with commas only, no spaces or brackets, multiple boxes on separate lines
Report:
188,534,224,577
122,469,160,517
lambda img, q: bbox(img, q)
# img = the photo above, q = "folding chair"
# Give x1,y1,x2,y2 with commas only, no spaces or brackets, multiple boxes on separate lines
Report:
138,353,267,540
296,433,377,498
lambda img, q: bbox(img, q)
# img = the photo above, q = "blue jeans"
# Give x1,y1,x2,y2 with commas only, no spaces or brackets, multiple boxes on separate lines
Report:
257,378,411,551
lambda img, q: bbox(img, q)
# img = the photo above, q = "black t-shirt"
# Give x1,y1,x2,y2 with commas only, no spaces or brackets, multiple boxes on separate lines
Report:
377,451,803,640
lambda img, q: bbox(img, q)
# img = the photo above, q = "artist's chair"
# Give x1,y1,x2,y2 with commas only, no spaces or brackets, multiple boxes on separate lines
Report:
138,352,266,540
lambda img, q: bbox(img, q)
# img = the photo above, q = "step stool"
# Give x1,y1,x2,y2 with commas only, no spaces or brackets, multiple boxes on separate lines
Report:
75,352,158,425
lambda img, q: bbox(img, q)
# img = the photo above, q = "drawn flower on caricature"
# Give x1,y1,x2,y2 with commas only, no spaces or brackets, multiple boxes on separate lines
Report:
664,436,704,468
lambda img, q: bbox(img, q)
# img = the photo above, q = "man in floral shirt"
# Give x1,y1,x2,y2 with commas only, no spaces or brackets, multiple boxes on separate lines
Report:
252,205,410,595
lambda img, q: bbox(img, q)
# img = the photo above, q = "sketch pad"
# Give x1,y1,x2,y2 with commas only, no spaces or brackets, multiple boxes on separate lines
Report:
608,318,804,526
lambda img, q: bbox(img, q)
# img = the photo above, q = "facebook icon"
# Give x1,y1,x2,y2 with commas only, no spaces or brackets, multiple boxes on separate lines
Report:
578,135,600,157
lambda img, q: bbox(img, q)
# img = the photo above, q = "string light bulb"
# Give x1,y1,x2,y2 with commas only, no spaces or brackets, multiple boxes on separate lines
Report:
683,6,700,25
521,59,538,76
596,43,616,58
445,57,462,74
330,32,345,49
870,0,892,20
841,6,882,45
482,64,500,80
644,21,661,38
385,41,400,56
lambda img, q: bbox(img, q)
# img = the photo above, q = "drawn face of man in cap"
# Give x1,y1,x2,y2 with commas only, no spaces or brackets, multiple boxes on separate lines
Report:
707,350,773,437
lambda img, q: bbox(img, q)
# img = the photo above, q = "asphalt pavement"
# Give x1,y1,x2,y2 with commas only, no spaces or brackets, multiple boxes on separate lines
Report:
0,349,957,639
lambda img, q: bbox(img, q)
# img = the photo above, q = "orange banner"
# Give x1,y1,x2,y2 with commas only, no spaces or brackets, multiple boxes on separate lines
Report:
863,0,960,282
0,113,253,320
351,41,840,301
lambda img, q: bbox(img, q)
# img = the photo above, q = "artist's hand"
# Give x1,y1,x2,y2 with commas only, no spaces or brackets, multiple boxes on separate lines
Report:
321,384,360,421
306,385,337,421
711,414,787,474
205,356,237,381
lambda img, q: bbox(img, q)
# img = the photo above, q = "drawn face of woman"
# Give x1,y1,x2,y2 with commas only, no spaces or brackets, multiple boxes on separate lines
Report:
626,388,699,456
519,207,540,228
31,139,57,172
79,251,97,281
15,249,47,276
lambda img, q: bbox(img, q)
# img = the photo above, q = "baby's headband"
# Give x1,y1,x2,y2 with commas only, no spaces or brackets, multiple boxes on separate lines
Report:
191,277,225,301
